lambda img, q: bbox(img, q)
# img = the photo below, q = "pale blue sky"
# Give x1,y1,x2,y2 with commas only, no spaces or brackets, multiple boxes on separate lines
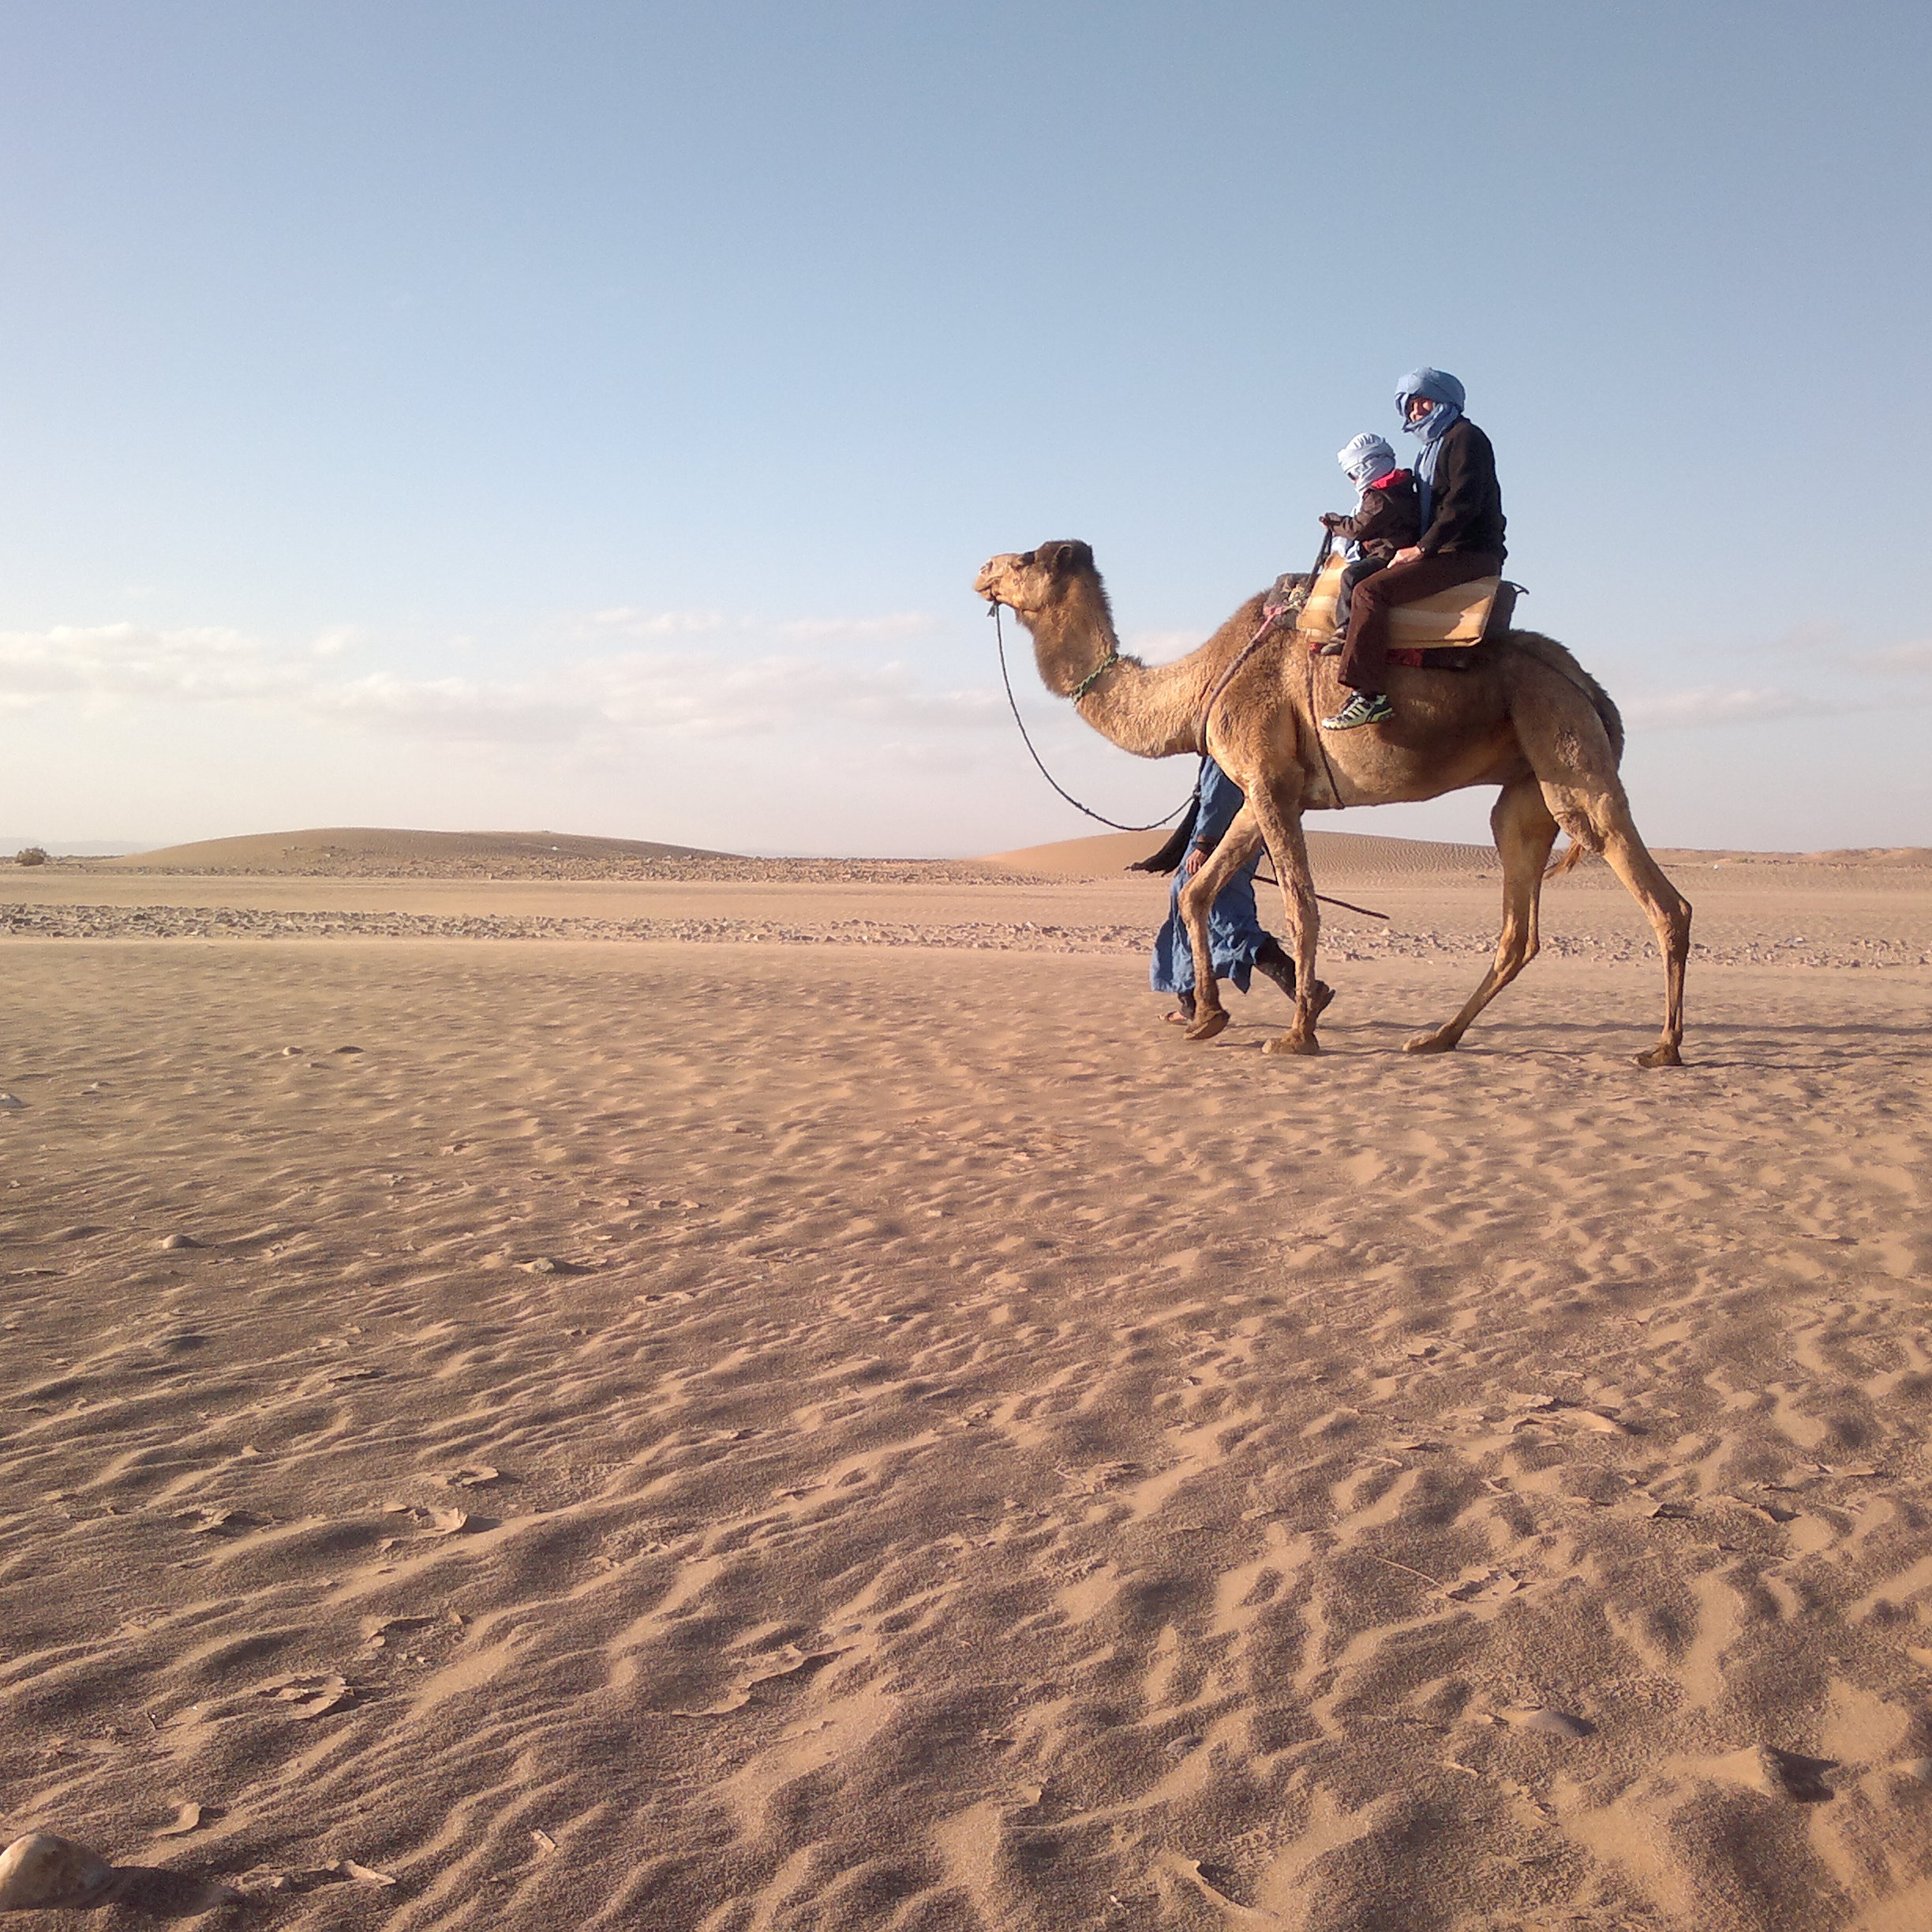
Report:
2,1,1927,853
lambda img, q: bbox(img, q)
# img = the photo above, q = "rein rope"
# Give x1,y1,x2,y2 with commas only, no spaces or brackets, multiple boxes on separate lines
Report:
990,602,1190,833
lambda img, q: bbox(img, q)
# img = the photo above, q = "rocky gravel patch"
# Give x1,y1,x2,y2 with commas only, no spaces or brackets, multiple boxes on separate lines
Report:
4,902,1927,969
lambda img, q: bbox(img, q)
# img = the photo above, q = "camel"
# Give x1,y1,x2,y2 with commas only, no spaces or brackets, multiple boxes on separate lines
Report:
973,541,1691,1066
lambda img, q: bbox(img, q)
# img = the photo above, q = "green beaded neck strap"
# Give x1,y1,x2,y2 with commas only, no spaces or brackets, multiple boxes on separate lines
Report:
1069,651,1122,703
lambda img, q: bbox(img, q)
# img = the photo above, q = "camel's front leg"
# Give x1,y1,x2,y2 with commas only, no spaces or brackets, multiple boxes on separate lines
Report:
1245,790,1324,1056
1406,777,1559,1054
1179,811,1265,1042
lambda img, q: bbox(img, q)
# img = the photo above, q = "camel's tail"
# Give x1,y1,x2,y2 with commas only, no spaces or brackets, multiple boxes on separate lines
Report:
1544,840,1592,882
1504,628,1627,882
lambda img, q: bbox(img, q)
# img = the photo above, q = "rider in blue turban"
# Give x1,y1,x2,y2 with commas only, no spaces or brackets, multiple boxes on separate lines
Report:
1321,367,1507,732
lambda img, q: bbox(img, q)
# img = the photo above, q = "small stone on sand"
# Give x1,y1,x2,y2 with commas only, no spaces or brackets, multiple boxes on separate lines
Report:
158,1234,201,1251
0,1833,114,1909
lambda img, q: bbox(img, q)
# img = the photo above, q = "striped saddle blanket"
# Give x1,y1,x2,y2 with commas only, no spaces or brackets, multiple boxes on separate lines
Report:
1290,548,1515,665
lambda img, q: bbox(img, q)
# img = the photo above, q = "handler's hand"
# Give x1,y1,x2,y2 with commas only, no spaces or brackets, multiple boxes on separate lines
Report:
1393,545,1425,564
1185,848,1206,878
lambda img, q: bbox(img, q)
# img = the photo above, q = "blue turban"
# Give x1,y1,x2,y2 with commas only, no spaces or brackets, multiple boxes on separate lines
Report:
1395,368,1466,524
1395,367,1466,420
1337,433,1397,492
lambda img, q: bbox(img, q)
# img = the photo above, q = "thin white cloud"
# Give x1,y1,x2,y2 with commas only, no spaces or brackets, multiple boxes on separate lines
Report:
1623,685,1818,729
579,607,728,638
578,650,998,738
1623,683,1932,730
1850,638,1932,676
0,623,293,703
575,607,938,647
309,672,590,744
0,612,1001,748
772,612,937,644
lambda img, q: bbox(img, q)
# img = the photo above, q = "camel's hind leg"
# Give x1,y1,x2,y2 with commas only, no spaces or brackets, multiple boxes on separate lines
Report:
1406,777,1559,1055
1584,798,1691,1067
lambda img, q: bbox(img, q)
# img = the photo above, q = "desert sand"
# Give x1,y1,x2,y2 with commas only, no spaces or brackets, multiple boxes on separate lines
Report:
2,828,1930,1929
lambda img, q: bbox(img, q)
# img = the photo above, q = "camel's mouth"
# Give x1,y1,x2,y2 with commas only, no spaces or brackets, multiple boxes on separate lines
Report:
972,552,1031,608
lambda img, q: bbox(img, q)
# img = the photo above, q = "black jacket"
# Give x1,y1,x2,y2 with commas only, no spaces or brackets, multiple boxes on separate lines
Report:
1417,418,1507,559
1320,470,1421,562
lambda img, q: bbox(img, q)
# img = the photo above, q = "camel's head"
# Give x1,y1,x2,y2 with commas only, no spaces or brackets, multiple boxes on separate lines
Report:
973,540,1098,620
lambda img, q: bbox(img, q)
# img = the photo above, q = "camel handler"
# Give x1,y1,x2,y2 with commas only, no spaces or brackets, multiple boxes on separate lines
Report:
1133,756,1327,1027
1321,367,1507,732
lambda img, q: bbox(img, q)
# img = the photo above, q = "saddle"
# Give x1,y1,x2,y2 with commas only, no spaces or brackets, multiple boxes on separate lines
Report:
1282,548,1519,669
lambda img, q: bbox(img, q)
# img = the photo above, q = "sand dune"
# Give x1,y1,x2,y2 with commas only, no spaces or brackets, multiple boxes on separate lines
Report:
69,823,1932,887
2,862,1930,1927
974,828,1501,879
980,828,1932,889
120,826,741,872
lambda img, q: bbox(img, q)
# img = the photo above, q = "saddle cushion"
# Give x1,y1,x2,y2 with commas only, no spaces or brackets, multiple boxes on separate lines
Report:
1386,574,1503,646
1294,548,1509,655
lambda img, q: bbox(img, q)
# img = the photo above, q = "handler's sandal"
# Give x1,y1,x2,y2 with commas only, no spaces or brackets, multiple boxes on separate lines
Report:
1321,691,1393,730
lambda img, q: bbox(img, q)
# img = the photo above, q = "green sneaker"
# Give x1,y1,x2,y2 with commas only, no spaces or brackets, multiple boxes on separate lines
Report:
1321,691,1394,730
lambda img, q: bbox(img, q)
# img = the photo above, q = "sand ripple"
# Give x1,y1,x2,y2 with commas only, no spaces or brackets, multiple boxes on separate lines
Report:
1,940,1930,1926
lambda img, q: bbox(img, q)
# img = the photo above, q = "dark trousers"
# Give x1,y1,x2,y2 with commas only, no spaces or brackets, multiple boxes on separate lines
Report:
1334,555,1387,637
1339,550,1504,693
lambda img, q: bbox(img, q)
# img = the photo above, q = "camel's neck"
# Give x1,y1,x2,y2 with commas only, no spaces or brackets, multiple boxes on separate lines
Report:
1024,585,1214,759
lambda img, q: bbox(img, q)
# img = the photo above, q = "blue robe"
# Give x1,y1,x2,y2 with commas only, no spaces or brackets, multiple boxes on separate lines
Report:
1150,757,1267,994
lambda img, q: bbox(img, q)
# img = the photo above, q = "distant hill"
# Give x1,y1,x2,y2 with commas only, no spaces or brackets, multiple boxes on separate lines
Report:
111,827,741,871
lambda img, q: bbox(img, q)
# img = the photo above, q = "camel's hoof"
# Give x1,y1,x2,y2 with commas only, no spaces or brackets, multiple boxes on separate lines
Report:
1403,1029,1458,1054
1262,1032,1320,1056
1185,1010,1230,1042
1635,1043,1684,1068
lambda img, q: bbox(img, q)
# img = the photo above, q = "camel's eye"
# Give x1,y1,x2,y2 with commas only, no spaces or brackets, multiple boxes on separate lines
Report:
1018,551,1036,567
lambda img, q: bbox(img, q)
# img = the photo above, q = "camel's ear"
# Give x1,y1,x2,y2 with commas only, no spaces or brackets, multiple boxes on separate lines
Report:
1038,540,1093,576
